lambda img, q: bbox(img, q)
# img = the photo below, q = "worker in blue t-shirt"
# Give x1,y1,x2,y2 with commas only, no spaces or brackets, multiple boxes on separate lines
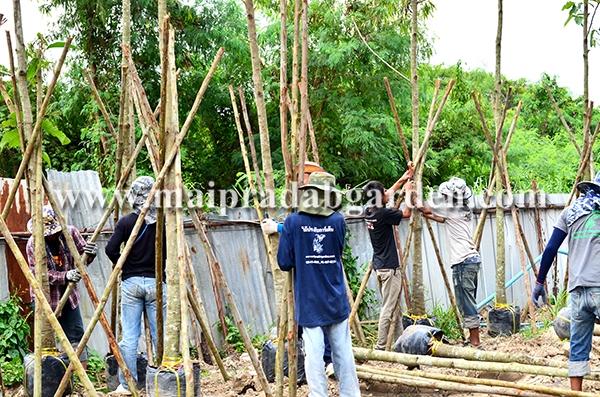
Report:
277,172,360,396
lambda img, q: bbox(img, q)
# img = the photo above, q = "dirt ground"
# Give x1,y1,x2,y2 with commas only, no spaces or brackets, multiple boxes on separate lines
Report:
200,328,600,396
6,328,600,396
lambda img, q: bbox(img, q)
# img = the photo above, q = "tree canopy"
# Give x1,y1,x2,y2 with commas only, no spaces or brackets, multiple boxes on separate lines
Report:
0,0,597,194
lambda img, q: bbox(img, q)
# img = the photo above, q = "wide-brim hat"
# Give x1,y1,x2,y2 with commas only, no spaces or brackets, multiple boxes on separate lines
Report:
577,171,600,194
27,205,62,237
438,177,473,200
299,172,342,216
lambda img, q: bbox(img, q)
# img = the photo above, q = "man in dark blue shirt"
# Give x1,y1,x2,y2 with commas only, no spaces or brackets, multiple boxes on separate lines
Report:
277,172,360,396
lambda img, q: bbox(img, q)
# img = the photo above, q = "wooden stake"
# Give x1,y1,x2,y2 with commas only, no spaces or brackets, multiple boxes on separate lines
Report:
238,87,264,196
5,32,25,150
184,252,229,381
349,264,372,325
43,176,139,394
383,77,411,162
0,36,73,221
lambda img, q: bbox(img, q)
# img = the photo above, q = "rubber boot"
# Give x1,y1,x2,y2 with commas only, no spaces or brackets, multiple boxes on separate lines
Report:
469,327,480,347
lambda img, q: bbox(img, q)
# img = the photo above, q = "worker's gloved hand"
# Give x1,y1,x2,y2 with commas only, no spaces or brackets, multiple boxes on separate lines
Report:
66,269,82,283
261,219,279,235
84,241,97,257
532,282,547,308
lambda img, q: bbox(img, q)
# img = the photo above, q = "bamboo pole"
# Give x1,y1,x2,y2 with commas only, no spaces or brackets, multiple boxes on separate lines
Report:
356,369,547,397
357,364,593,397
275,284,288,397
280,0,293,193
43,176,139,393
229,86,257,195
424,219,464,336
383,76,411,162
184,252,229,381
0,36,73,221
0,216,98,396
359,364,597,397
5,33,25,150
83,70,118,141
567,119,600,205
544,86,581,155
306,109,319,164
154,15,169,364
286,272,297,397
431,341,565,368
53,129,149,316
238,87,264,196
177,202,194,397
296,0,309,182
53,53,222,391
343,270,367,344
290,0,301,159
353,347,600,380
349,264,372,325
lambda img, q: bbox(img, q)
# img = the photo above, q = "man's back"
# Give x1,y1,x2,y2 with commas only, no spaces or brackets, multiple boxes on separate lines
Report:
364,206,404,270
277,211,349,328
557,209,600,291
105,213,162,280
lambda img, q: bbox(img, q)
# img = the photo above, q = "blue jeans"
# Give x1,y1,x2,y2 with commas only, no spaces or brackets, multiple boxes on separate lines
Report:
452,261,480,329
118,277,165,387
569,286,600,377
302,319,360,397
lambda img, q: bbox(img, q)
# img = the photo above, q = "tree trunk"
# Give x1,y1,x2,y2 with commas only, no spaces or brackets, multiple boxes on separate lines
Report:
243,0,285,304
409,0,425,316
356,364,595,397
494,0,507,305
352,347,600,381
162,25,182,364
290,0,301,160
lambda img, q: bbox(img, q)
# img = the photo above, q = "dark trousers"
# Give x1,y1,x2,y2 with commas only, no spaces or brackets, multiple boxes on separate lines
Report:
58,304,87,361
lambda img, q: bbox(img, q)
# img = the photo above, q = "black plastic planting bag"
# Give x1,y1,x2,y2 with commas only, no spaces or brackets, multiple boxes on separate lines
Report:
488,306,521,337
393,324,445,355
401,315,435,331
261,339,306,384
24,353,71,397
105,353,148,391
553,307,571,340
146,362,201,397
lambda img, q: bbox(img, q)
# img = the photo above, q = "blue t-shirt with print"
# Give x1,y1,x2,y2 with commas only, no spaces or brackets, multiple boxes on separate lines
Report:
277,211,350,328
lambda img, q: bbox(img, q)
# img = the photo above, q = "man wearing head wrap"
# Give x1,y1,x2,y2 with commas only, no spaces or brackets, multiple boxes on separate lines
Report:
105,175,165,392
533,172,600,391
419,177,482,347
277,172,360,396
26,205,98,367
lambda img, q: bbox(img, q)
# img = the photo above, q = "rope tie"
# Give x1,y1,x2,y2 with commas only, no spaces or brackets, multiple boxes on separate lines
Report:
155,356,183,397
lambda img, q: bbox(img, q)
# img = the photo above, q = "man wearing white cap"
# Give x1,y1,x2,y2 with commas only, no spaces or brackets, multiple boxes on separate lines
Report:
419,177,481,346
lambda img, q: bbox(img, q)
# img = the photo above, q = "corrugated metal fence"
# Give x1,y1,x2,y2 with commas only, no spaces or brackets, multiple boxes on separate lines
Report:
0,171,570,354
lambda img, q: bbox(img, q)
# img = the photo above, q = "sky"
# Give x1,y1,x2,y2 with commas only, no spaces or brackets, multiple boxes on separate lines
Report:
428,0,599,102
1,0,598,102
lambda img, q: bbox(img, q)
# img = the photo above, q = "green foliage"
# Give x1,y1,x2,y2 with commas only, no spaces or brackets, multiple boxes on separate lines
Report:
0,357,24,387
549,289,569,318
342,232,375,319
86,351,106,387
252,333,269,351
563,1,600,46
0,296,30,387
219,315,245,353
431,304,463,341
